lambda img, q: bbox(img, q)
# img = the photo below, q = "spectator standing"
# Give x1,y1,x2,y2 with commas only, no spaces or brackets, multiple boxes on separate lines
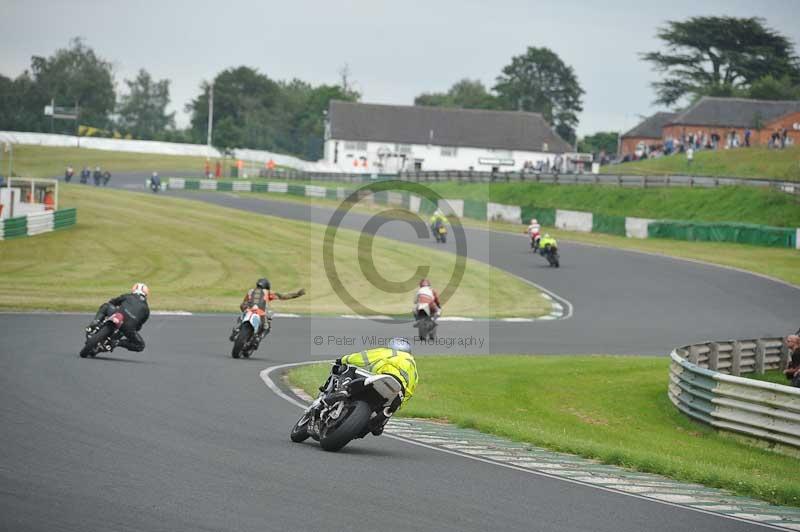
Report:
92,166,102,186
744,128,751,147
781,128,788,149
102,170,111,186
784,335,800,388
711,131,720,149
80,166,90,184
686,146,694,166
64,166,74,183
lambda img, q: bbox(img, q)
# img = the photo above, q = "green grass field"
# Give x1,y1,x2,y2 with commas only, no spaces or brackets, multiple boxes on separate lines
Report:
289,356,800,507
602,145,800,181
0,185,549,317
4,145,214,178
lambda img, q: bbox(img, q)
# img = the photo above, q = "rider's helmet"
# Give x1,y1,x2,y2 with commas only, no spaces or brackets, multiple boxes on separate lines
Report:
256,278,270,290
419,278,431,288
131,282,150,298
544,233,551,239
152,171,158,178
388,337,412,354
531,218,538,225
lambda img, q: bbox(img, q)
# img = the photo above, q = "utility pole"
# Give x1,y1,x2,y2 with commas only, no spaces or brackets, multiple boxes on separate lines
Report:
206,82,214,149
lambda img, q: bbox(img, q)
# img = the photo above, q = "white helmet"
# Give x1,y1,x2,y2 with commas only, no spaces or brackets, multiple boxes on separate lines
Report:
131,282,150,298
531,218,538,225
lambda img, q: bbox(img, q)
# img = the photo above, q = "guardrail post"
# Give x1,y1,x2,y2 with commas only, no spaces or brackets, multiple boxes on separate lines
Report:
688,345,701,364
731,340,742,376
755,339,767,374
641,175,646,188
708,342,719,371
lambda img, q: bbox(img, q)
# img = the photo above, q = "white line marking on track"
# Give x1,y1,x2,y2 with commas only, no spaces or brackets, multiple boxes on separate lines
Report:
437,317,475,322
259,361,796,532
150,310,193,316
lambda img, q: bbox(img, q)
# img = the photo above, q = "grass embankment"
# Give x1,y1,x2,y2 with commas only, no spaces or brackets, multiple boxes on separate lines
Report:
0,185,548,317
601,145,800,182
5,145,215,178
289,356,800,507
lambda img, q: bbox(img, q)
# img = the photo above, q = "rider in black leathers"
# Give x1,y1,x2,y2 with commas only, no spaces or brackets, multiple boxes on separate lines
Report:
86,283,151,352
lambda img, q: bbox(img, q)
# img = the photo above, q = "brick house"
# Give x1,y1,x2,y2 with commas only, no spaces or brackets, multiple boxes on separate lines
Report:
661,97,800,148
619,112,676,158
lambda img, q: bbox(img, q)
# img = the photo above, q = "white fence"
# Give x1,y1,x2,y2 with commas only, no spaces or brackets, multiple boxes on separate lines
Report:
669,338,800,448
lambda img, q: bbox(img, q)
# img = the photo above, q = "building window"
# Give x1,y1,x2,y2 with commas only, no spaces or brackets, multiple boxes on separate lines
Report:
344,141,367,151
395,144,412,155
440,146,457,157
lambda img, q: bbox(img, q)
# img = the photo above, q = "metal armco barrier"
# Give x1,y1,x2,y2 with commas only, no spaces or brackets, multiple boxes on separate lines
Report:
669,338,800,448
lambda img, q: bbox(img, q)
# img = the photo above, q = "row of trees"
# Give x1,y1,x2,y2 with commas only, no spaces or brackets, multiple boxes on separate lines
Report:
0,38,357,160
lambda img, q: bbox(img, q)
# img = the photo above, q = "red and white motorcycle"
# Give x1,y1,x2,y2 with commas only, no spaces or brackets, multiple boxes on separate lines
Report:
413,301,437,341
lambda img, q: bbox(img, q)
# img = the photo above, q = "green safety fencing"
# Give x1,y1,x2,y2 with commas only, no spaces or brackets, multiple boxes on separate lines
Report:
252,183,268,193
520,206,556,227
184,180,200,190
53,208,77,230
418,197,438,216
287,184,306,196
2,216,27,239
648,221,796,248
592,213,627,236
463,199,488,221
217,181,233,192
325,187,338,200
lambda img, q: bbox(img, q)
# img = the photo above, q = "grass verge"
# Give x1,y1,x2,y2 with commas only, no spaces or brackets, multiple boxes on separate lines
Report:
288,355,800,507
230,190,800,287
0,185,548,317
6,144,214,178
601,145,800,182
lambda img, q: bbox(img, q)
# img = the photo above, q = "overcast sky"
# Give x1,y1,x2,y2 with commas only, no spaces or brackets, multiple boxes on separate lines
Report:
2,0,799,137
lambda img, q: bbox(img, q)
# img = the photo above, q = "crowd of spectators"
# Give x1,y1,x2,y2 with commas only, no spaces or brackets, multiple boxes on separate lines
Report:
785,332,800,388
622,127,794,163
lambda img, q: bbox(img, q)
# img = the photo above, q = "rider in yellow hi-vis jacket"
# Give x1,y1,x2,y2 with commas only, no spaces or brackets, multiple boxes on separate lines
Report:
340,340,418,404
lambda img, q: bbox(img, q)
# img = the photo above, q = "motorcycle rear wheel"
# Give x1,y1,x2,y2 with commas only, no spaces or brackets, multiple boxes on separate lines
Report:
80,324,113,358
319,400,372,452
232,323,253,359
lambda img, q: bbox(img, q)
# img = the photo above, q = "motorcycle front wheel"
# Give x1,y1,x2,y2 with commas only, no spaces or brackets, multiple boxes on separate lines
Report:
290,412,312,443
80,323,113,358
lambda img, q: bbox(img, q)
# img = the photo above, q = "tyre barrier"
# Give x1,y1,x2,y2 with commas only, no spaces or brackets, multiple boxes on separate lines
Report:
0,208,77,240
669,338,800,448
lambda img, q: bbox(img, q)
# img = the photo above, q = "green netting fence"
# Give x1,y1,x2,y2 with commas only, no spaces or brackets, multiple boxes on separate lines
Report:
592,213,626,236
520,206,556,227
648,221,796,248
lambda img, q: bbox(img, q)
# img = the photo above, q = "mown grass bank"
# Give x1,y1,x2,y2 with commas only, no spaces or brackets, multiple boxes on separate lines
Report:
0,185,548,317
601,146,800,181
5,145,212,178
289,356,800,507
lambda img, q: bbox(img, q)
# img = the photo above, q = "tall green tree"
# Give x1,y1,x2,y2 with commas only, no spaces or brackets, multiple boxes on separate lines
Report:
415,79,497,109
577,131,618,155
746,75,800,100
117,69,175,139
493,47,584,144
31,37,116,128
643,17,800,105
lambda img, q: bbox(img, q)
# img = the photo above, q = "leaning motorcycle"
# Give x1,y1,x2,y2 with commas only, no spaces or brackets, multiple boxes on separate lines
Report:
434,223,447,244
542,244,560,268
529,231,541,252
414,302,437,340
231,306,271,358
80,311,126,358
290,364,403,452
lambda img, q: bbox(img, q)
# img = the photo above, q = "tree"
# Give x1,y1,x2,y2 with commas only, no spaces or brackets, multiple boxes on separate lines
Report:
643,17,800,105
30,37,116,129
746,75,800,100
117,69,175,139
415,79,498,109
578,131,618,155
493,47,584,144
0,72,48,131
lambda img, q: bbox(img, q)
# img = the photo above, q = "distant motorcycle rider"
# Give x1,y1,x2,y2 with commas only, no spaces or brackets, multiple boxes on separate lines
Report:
429,209,447,235
326,337,418,436
86,283,151,352
413,278,442,320
539,233,557,255
229,278,305,342
526,218,541,251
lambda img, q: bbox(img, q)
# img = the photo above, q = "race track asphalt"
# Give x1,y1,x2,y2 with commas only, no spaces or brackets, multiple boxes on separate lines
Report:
1,176,797,531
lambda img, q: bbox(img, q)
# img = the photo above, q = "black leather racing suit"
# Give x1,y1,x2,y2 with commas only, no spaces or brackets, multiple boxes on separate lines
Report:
93,294,150,352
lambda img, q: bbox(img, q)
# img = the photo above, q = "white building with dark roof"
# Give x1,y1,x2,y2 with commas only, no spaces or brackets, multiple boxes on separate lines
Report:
324,100,573,172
